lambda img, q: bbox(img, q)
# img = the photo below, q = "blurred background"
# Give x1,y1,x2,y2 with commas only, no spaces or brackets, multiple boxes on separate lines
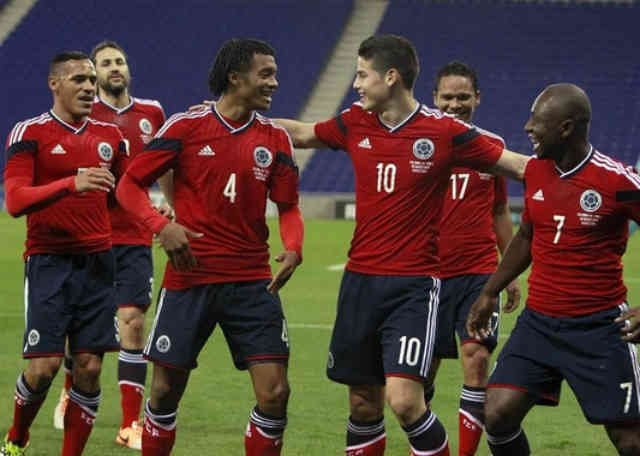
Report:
1,0,639,216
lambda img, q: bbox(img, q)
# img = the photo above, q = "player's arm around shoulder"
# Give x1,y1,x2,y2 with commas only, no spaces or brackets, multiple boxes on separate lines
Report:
490,148,532,182
272,118,327,149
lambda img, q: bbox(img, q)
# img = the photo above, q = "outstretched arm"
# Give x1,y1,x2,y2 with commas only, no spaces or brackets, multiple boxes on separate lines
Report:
273,119,328,149
267,202,304,294
467,222,533,339
489,149,531,182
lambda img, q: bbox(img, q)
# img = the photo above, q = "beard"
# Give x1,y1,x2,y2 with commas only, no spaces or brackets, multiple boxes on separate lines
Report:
99,78,128,97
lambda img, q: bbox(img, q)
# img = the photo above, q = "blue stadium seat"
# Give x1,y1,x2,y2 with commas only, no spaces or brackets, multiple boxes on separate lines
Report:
0,0,353,174
300,1,640,197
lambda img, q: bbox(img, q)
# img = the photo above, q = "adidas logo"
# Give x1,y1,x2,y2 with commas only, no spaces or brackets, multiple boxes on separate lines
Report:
198,145,215,156
532,189,544,201
51,144,67,155
358,137,372,149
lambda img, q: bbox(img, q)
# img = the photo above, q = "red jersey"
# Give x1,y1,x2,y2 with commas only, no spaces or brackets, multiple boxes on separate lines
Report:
92,96,165,246
522,146,640,316
119,104,299,289
4,111,127,258
314,102,502,276
439,130,508,277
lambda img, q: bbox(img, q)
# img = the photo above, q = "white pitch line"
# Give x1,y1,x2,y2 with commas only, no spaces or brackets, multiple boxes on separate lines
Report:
326,263,346,271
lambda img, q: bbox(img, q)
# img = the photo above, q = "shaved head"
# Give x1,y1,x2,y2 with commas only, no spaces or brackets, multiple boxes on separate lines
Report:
533,83,591,133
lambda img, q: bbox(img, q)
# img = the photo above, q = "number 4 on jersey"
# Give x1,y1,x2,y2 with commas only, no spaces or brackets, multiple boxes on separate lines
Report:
223,173,237,203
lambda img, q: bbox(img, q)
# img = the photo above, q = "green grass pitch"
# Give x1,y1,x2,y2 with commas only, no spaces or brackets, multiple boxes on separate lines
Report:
0,213,638,455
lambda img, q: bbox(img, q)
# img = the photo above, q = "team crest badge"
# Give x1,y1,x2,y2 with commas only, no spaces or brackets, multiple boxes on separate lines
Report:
156,335,171,353
28,329,40,346
413,138,435,160
97,142,113,161
254,146,273,168
139,118,153,135
580,189,602,213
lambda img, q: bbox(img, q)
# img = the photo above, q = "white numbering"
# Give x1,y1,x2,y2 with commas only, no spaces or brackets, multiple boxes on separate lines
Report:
620,382,633,414
376,163,397,193
553,214,565,244
450,173,470,200
398,336,421,366
223,173,237,203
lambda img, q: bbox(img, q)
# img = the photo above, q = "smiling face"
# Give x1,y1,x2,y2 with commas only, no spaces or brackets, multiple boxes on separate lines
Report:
94,46,131,97
524,92,563,159
233,53,278,111
352,56,392,112
49,59,97,122
433,74,480,123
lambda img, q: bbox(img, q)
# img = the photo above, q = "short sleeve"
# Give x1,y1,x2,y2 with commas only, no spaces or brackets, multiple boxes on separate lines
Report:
450,118,502,169
269,130,299,204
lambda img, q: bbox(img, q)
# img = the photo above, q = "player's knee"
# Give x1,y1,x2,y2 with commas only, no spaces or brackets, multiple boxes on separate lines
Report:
73,353,103,381
349,387,384,421
26,357,63,386
119,309,145,332
484,401,512,435
386,390,422,425
256,379,290,412
461,343,490,378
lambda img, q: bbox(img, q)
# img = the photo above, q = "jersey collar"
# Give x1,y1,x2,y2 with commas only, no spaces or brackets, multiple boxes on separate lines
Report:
96,95,134,114
555,144,594,179
211,102,255,134
49,110,88,134
376,101,421,133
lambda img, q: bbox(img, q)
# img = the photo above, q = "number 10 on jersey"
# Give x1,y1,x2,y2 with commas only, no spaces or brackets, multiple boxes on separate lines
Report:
376,163,396,193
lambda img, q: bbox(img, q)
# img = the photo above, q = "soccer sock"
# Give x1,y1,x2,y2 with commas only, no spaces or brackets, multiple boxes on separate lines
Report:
118,348,147,428
486,428,530,456
458,385,486,456
62,387,100,456
345,415,386,456
245,406,287,456
7,373,49,446
63,355,73,392
403,409,450,456
142,400,177,456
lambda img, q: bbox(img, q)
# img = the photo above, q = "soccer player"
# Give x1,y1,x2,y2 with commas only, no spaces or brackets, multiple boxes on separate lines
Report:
51,40,167,450
1,51,126,456
427,61,521,456
467,83,640,456
115,39,303,456
275,34,529,456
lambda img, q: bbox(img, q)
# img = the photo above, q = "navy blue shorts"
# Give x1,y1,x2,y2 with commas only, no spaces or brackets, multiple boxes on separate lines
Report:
23,251,119,358
144,280,289,370
326,270,440,385
113,245,153,310
434,274,499,359
489,305,640,424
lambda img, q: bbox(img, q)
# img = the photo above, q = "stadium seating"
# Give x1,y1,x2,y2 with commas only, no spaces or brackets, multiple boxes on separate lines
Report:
300,1,640,196
0,0,353,169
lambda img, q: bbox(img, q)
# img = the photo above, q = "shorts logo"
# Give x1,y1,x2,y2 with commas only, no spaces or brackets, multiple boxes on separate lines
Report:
413,138,435,160
253,146,273,168
156,335,171,353
97,142,113,161
27,329,40,346
139,118,153,135
580,189,602,213
327,351,335,369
